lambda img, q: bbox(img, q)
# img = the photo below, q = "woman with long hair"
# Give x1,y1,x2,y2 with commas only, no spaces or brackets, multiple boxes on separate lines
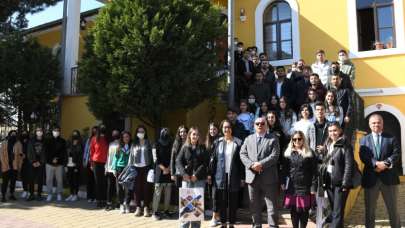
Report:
128,125,154,217
255,101,270,119
176,127,209,228
65,130,83,202
204,122,221,226
105,129,120,210
278,96,297,137
324,90,344,126
112,131,132,213
318,122,354,228
209,120,244,228
90,125,109,208
281,131,317,228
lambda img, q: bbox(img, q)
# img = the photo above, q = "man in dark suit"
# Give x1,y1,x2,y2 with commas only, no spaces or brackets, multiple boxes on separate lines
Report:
360,114,401,228
273,66,294,106
240,116,280,228
236,50,255,101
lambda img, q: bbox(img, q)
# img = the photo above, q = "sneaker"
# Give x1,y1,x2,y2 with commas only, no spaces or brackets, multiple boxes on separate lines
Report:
26,195,35,201
56,194,62,202
26,192,31,199
210,218,221,227
21,191,27,199
71,195,78,202
124,203,129,213
120,204,126,214
144,207,151,217
65,195,73,202
46,194,53,202
153,212,161,220
163,210,172,218
134,207,142,216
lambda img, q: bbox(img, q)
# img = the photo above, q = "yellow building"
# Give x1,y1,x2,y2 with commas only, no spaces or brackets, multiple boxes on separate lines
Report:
27,0,405,173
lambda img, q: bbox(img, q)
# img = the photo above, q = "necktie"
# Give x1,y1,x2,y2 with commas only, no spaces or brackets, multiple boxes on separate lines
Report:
375,134,381,159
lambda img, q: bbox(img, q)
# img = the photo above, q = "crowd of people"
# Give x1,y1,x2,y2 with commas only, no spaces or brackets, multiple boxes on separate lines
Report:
0,46,402,228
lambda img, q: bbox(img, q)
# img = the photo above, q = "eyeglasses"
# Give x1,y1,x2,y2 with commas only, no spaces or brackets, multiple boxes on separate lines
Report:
292,138,303,142
255,122,265,126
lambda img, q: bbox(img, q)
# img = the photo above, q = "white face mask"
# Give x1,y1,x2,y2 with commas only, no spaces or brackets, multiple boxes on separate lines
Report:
137,132,145,140
52,131,60,138
36,131,43,138
248,98,256,104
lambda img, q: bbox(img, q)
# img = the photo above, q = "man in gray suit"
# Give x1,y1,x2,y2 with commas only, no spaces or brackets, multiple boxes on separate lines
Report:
240,116,280,228
360,114,401,228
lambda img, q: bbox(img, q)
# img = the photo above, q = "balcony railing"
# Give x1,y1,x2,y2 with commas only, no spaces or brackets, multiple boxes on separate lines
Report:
70,66,80,95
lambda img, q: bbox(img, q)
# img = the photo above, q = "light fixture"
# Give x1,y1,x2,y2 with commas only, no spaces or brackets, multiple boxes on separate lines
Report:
240,8,247,22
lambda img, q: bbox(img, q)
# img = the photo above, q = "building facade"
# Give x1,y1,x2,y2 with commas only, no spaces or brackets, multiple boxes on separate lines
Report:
28,0,405,173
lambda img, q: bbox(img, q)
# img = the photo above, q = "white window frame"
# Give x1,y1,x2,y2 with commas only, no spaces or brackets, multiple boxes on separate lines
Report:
255,0,300,66
347,0,405,59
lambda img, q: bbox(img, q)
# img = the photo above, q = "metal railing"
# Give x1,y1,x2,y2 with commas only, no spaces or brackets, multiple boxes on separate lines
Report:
70,66,80,95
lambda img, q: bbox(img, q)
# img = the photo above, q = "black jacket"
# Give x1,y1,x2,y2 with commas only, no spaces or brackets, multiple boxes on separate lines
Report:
360,133,400,188
335,87,352,117
66,141,83,169
45,137,67,166
170,139,183,176
282,150,318,196
176,144,208,181
320,137,354,188
155,140,173,183
231,120,249,141
273,78,295,105
27,138,46,165
209,137,245,192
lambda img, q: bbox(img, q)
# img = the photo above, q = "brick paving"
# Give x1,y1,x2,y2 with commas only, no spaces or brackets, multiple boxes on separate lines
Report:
0,191,315,228
345,182,405,228
2,183,404,228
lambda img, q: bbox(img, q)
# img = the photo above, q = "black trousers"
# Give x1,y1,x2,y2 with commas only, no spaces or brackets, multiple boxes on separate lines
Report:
134,166,152,207
86,164,96,200
106,172,116,203
1,170,17,197
67,167,80,195
21,159,31,192
29,165,44,196
327,186,349,228
214,180,239,225
291,209,309,228
93,162,107,202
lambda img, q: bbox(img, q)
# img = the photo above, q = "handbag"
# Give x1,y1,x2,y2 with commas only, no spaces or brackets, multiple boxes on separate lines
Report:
146,169,155,183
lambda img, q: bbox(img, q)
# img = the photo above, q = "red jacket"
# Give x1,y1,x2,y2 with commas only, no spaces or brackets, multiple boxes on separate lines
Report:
90,136,108,163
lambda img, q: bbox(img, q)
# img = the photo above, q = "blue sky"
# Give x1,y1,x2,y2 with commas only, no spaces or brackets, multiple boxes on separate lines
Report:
26,0,104,28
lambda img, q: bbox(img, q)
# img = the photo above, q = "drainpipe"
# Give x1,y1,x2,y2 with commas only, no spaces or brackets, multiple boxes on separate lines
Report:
228,0,235,107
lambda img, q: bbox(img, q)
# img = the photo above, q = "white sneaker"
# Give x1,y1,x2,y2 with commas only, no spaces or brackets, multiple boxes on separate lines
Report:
120,204,126,214
209,218,221,227
26,192,31,199
21,191,27,199
65,195,73,202
71,195,78,202
56,194,62,201
46,194,53,202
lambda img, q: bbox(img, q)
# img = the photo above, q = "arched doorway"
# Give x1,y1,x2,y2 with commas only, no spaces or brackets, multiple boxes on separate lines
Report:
366,111,403,175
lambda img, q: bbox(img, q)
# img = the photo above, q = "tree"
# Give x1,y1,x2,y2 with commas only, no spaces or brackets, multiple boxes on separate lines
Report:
79,0,226,129
0,33,60,130
1,0,61,28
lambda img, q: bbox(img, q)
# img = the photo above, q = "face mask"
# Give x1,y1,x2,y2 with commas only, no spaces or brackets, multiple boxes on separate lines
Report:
52,131,60,138
137,132,145,139
248,98,256,104
36,131,43,137
237,47,243,52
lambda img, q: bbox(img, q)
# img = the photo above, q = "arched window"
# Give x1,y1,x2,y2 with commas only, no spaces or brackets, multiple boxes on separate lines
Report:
263,1,292,61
